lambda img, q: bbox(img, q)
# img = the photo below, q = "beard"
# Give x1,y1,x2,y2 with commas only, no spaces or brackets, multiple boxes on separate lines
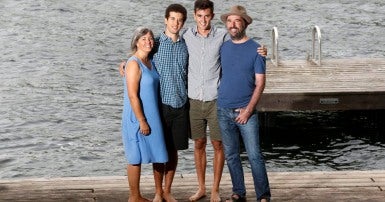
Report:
229,27,246,40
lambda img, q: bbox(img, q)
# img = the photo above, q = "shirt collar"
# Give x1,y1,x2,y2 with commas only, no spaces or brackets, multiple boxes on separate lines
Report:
192,25,217,37
160,32,182,42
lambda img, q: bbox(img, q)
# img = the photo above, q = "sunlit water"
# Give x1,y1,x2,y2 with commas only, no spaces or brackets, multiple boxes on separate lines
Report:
0,0,384,179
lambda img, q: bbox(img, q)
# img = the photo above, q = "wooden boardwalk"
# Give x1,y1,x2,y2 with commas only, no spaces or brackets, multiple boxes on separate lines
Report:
1,170,385,201
259,58,385,111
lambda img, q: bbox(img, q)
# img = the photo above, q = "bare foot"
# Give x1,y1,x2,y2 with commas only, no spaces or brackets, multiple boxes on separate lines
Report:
142,198,152,202
153,194,163,202
189,189,206,201
163,192,177,202
128,196,151,202
210,190,221,202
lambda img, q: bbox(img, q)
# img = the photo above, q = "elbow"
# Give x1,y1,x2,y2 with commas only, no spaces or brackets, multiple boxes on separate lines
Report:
128,93,139,102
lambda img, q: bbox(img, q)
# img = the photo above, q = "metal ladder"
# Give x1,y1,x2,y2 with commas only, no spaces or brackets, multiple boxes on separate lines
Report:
310,25,322,66
270,25,322,66
271,27,279,66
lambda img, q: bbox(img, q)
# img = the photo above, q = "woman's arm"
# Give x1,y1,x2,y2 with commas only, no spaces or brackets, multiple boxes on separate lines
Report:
125,60,150,135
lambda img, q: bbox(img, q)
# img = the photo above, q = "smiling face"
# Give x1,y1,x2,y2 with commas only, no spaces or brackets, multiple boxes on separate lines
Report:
136,32,154,53
164,11,185,36
225,15,247,41
194,8,214,31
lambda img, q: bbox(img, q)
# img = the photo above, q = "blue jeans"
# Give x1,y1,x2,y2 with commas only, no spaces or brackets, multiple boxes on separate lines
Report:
217,107,271,201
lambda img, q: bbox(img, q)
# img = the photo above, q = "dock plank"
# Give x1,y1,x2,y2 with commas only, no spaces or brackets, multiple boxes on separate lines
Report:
1,170,385,201
259,58,385,111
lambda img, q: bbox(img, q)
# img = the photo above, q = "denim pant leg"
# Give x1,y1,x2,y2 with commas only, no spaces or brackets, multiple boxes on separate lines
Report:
217,107,246,197
238,111,271,200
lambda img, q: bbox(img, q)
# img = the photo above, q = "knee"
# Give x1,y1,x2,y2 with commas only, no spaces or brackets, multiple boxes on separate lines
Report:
247,151,264,162
194,138,207,149
211,140,223,151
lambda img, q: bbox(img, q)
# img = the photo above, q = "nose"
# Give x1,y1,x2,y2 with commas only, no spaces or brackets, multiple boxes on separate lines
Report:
145,38,153,44
227,20,235,27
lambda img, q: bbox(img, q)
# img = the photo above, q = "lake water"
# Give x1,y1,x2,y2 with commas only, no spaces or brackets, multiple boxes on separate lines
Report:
0,0,384,179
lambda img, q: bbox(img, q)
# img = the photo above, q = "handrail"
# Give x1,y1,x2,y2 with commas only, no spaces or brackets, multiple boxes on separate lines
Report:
271,26,279,67
310,25,322,66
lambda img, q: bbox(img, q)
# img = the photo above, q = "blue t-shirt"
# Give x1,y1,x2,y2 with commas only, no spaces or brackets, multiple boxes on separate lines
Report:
218,39,266,108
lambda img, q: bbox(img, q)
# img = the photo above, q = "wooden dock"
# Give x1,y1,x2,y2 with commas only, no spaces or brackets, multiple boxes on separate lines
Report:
1,170,385,201
259,58,385,111
1,58,384,202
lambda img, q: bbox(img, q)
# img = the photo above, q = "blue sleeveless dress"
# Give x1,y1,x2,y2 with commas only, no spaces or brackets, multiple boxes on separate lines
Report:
121,56,168,164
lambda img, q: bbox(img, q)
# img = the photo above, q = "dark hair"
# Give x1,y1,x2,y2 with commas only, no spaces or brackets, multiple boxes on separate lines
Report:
165,4,187,23
194,0,214,13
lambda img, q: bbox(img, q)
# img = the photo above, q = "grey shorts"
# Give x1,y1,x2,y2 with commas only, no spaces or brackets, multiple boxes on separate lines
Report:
189,99,221,141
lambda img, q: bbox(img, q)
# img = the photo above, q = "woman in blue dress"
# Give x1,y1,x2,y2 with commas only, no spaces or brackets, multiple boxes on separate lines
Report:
121,27,168,202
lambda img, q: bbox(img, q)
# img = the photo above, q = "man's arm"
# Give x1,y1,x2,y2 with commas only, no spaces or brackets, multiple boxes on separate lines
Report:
246,73,266,113
118,61,125,76
235,73,266,124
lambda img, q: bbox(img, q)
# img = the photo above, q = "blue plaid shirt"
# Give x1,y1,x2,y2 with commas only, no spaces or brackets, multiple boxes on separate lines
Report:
152,32,189,108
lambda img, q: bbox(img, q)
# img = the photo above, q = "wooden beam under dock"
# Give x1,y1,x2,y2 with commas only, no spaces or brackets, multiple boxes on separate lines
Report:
1,170,385,201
